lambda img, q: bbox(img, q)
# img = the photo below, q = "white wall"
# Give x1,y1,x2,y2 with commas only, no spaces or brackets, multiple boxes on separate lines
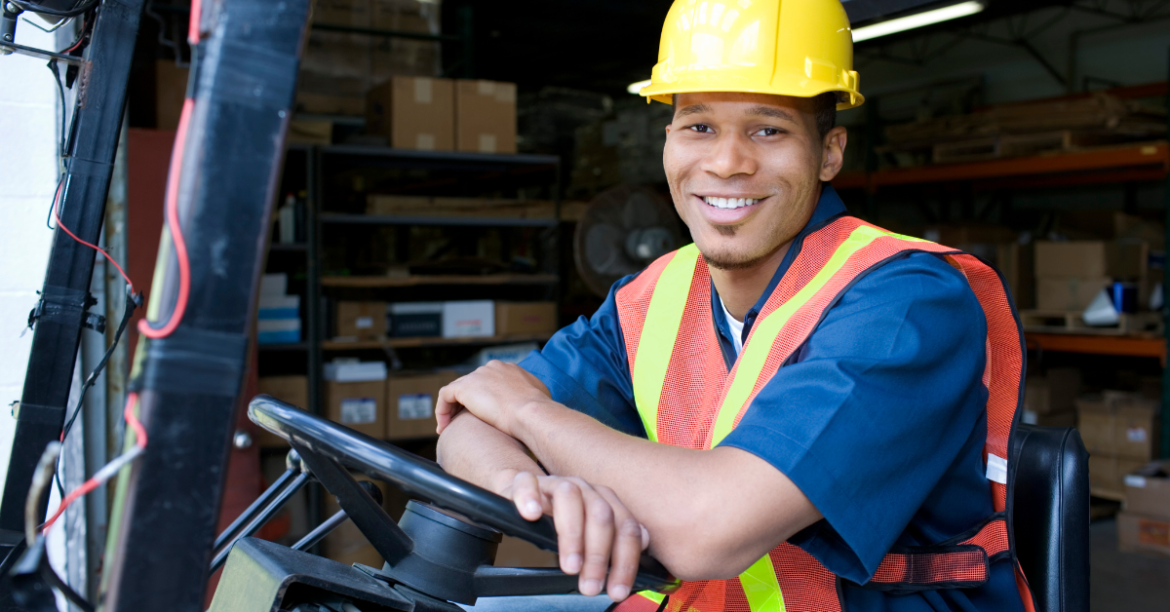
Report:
0,24,63,498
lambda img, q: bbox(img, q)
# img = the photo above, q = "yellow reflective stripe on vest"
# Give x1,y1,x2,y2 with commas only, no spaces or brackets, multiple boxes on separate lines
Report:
632,244,701,442
709,225,927,446
637,591,667,605
741,555,785,612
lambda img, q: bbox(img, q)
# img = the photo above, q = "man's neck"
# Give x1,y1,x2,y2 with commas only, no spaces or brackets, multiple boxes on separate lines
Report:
709,243,791,322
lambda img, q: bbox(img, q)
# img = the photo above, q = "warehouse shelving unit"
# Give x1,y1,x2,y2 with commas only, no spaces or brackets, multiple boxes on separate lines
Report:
836,113,1170,457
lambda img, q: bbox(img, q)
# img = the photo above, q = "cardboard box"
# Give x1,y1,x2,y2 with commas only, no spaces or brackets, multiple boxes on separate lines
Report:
336,301,387,340
494,535,558,568
1036,276,1111,311
1077,394,1160,461
1022,411,1077,428
996,242,1034,310
495,302,558,336
366,77,454,151
1024,369,1082,415
322,474,388,568
443,301,494,338
468,343,541,368
455,80,517,154
1034,241,1147,279
388,302,443,337
923,225,1016,247
1124,460,1170,518
289,120,332,145
326,379,386,438
1117,511,1170,557
385,373,443,440
1089,454,1147,497
256,376,309,447
258,319,301,345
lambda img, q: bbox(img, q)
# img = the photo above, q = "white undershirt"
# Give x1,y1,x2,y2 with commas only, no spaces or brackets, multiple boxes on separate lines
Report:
719,295,745,355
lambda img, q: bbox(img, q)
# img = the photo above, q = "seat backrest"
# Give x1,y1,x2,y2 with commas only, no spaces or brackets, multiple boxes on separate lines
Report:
1009,424,1090,612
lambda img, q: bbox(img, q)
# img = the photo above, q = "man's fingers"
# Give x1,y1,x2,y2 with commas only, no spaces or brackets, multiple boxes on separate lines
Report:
511,471,544,521
434,383,462,434
548,479,585,576
594,486,641,602
578,486,615,597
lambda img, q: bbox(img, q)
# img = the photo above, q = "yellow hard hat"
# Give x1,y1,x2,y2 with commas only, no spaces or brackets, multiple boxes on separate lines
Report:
640,0,863,110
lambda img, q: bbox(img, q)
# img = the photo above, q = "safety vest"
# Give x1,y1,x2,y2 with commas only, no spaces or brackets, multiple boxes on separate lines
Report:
612,216,1036,612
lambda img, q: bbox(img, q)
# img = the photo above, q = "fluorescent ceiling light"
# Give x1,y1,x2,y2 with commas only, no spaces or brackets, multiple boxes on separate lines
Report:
627,79,652,95
852,0,985,42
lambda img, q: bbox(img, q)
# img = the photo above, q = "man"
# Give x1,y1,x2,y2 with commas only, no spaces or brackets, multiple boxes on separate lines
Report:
435,1,1032,611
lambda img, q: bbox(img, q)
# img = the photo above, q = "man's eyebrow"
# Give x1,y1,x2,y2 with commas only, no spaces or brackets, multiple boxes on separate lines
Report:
674,103,713,119
746,105,797,122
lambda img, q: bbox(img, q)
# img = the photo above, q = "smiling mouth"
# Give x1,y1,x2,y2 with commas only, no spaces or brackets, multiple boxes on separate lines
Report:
701,195,762,210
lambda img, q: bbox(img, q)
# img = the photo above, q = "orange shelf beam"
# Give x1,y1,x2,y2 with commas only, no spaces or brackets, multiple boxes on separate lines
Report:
831,141,1168,191
1025,333,1166,365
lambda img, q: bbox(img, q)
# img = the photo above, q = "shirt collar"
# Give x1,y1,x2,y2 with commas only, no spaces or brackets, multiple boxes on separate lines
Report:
710,184,848,363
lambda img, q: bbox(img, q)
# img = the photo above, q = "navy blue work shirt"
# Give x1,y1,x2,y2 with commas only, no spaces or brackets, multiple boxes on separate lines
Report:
520,186,1024,612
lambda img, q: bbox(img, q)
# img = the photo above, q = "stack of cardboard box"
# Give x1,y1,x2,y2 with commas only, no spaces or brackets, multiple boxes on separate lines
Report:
336,300,558,341
365,76,518,154
1034,241,1147,312
296,0,442,117
1022,368,1081,428
1077,391,1161,499
1118,460,1170,557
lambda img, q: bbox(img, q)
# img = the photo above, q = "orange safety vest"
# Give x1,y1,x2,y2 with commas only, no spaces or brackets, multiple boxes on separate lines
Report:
612,216,1037,612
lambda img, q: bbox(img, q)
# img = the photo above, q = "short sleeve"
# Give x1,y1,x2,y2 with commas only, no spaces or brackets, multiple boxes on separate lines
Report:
716,252,989,584
519,276,645,438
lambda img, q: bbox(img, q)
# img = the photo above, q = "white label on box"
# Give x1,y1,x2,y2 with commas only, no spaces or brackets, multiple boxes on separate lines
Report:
416,133,436,150
414,78,433,103
478,134,497,154
1127,427,1148,443
477,80,495,96
397,394,433,420
355,316,374,329
495,83,516,103
1022,409,1038,425
340,398,377,424
1125,475,1148,488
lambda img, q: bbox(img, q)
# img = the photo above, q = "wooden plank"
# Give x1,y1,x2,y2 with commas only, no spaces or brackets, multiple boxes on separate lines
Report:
321,274,559,288
322,332,554,351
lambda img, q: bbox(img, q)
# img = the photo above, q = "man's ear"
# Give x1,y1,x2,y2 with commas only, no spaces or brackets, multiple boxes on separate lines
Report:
818,126,848,182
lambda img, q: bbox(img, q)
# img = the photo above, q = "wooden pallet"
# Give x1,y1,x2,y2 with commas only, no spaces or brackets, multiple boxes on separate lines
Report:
931,130,1148,164
1019,310,1164,337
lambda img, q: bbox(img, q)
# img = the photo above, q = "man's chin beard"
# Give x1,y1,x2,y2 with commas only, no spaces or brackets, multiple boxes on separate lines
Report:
703,249,772,271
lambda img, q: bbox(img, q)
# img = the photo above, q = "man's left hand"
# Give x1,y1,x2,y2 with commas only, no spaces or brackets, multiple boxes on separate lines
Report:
435,361,550,436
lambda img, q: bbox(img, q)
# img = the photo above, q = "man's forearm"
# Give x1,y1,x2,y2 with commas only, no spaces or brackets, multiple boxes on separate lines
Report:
436,411,544,494
510,398,820,580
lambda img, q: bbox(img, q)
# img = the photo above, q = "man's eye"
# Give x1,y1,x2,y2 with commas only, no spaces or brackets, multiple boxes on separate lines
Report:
689,124,711,133
756,127,780,137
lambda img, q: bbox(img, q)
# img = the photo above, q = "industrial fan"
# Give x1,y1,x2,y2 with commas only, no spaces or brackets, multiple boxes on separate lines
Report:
573,185,686,297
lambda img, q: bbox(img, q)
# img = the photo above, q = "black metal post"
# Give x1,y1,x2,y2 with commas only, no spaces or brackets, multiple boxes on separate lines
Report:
0,0,146,586
1162,45,1170,459
98,1,312,609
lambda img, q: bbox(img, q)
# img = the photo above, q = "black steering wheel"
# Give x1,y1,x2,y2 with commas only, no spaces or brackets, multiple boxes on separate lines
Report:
248,395,679,602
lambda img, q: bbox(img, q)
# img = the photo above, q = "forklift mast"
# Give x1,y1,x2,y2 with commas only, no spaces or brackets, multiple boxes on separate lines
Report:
0,0,312,609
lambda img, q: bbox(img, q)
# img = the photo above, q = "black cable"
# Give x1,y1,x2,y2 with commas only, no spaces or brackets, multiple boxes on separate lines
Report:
54,288,142,498
9,0,100,18
45,172,63,230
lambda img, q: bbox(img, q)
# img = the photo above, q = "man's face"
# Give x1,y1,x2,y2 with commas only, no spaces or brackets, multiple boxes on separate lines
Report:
663,92,845,271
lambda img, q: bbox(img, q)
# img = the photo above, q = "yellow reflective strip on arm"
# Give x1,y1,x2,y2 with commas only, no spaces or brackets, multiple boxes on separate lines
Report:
740,554,786,612
632,244,701,443
710,225,894,447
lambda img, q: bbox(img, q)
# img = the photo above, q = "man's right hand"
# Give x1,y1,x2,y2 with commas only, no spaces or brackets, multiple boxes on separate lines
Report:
498,471,650,602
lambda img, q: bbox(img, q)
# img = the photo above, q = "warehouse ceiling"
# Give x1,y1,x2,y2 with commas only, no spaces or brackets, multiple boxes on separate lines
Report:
441,0,1075,96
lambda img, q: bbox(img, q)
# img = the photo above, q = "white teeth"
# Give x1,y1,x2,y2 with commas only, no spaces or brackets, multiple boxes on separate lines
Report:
702,196,759,209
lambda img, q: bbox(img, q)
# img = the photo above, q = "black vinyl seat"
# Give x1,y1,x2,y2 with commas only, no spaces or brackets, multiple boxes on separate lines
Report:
1010,424,1090,612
